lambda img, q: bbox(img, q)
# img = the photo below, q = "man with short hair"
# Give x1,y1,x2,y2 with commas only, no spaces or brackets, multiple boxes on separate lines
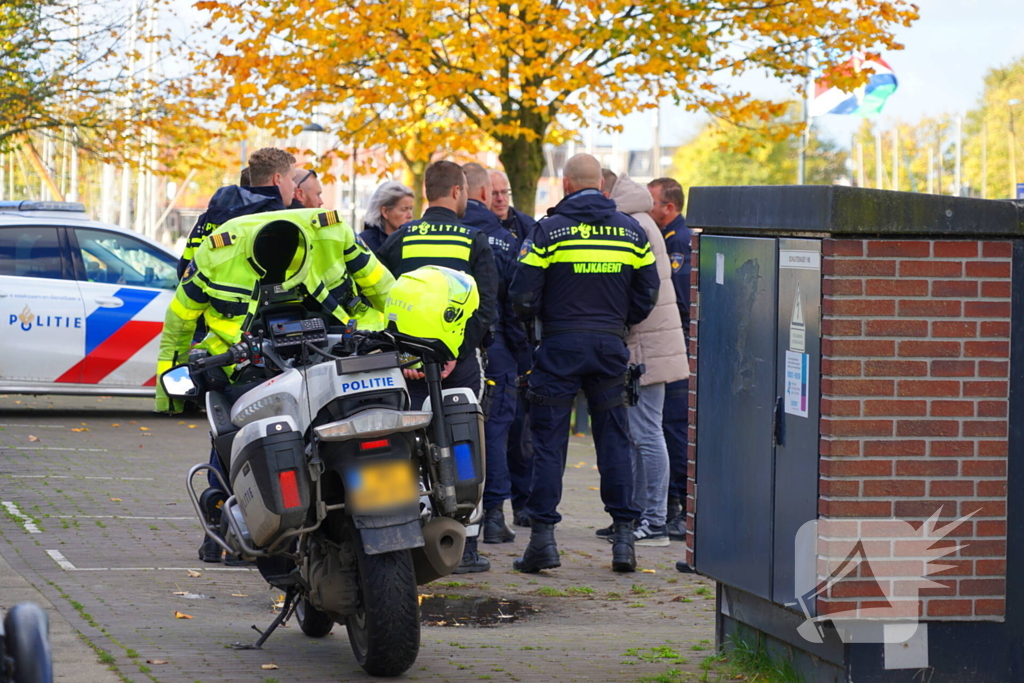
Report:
377,161,500,573
460,163,521,549
509,153,660,574
647,177,693,546
290,168,324,209
178,148,296,278
487,169,537,244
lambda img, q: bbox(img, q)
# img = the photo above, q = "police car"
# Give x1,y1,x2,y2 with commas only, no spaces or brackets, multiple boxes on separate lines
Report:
0,201,178,396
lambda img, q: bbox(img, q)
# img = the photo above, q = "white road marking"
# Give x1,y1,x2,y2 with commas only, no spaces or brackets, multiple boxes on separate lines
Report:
0,424,65,429
5,475,152,481
2,501,41,533
46,549,76,570
56,515,193,521
3,448,108,454
45,549,254,572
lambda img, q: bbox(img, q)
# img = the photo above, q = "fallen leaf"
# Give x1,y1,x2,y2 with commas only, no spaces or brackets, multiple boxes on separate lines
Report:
109,498,122,502
139,427,149,431
640,569,656,574
172,591,187,596
186,570,201,578
231,593,249,598
178,421,186,425
261,664,279,670
111,424,120,428
71,427,90,432
146,660,168,665
588,486,599,491
188,424,197,428
14,400,21,404
129,420,137,424
174,611,193,619
27,435,39,442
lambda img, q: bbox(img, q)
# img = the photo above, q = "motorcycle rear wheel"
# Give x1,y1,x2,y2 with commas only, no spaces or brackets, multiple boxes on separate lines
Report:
4,603,52,683
295,598,334,638
345,541,420,677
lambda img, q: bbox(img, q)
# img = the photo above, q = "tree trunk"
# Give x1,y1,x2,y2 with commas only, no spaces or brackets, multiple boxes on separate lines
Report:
401,156,429,218
497,132,546,219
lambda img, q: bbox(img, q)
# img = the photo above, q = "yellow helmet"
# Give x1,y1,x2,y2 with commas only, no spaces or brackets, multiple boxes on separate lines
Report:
384,266,479,361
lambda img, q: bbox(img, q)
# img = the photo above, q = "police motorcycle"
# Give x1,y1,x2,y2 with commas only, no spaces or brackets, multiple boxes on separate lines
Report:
0,603,51,683
160,266,486,677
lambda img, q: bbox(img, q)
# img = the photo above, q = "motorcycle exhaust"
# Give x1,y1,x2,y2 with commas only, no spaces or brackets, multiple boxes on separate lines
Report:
411,517,467,585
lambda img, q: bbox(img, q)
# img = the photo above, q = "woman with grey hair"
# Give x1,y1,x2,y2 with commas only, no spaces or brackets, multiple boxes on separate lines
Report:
359,181,415,253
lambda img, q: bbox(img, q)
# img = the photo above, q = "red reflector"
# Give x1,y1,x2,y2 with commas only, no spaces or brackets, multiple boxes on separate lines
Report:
359,439,390,451
278,470,301,509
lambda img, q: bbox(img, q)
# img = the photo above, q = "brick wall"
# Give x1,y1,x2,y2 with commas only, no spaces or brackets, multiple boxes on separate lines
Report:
818,238,1011,621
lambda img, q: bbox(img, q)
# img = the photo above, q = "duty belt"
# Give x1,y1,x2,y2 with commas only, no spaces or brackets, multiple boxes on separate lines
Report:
541,325,628,341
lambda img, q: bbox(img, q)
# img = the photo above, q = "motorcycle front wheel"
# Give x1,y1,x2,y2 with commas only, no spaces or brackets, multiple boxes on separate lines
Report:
295,598,334,638
4,603,52,683
345,539,420,677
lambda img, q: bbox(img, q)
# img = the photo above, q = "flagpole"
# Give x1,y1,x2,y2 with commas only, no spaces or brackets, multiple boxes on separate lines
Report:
798,51,811,185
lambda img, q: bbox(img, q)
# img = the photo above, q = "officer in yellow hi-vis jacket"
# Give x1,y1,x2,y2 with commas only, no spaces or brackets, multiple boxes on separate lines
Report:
155,208,394,414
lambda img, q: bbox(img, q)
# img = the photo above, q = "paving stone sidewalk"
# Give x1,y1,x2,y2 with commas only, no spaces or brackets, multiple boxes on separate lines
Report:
0,395,715,682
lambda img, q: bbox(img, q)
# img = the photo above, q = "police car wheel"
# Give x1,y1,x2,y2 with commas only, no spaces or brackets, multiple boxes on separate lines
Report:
3,604,52,683
295,598,333,638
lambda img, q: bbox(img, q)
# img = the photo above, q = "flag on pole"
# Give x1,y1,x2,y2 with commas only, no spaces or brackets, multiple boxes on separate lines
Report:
808,55,898,117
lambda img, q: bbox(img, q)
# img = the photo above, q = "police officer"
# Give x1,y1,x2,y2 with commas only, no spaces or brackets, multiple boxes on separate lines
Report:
460,163,520,546
647,178,693,544
509,153,659,574
488,169,537,527
156,208,394,562
376,160,499,573
178,148,297,279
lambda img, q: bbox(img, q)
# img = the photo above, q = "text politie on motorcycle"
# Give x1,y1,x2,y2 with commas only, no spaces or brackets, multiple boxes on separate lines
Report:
508,153,660,574
155,208,394,412
375,160,499,405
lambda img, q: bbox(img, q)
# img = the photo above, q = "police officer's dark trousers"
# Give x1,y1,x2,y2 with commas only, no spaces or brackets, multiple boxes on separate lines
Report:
482,338,517,511
525,332,640,525
663,379,689,502
507,347,534,513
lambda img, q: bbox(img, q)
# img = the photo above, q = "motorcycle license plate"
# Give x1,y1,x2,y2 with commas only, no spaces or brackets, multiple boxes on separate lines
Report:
345,460,418,513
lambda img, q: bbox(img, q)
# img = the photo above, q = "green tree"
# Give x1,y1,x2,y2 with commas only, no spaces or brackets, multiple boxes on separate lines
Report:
963,56,1024,199
670,104,846,189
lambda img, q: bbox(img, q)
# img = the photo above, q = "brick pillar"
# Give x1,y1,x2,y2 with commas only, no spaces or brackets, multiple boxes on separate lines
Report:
818,238,1011,620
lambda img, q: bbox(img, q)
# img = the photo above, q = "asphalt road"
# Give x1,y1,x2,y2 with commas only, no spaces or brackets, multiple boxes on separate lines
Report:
0,394,716,683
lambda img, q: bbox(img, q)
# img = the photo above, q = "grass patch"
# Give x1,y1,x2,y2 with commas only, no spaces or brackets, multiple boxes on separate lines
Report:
693,586,712,598
631,583,653,596
564,586,595,596
436,580,467,588
638,668,684,683
698,635,804,683
536,586,567,597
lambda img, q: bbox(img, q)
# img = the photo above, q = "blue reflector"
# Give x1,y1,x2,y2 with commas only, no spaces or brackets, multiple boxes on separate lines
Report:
453,443,475,481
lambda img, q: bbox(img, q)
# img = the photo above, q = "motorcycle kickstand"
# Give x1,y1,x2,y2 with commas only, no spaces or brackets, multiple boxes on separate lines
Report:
230,586,298,650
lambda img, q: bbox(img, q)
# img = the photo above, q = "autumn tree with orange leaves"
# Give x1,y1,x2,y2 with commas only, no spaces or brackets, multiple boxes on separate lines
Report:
196,0,918,216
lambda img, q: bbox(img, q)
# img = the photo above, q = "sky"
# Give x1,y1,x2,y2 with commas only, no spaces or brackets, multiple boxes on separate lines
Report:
608,0,1024,150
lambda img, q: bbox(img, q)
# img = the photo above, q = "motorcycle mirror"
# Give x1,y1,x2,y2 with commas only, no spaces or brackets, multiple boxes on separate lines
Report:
161,365,197,398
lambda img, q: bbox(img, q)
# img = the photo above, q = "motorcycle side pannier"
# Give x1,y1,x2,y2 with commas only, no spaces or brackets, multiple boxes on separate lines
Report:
440,391,485,509
230,419,311,547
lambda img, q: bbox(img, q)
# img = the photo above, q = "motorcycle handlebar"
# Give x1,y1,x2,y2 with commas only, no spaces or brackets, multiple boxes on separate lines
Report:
192,334,257,371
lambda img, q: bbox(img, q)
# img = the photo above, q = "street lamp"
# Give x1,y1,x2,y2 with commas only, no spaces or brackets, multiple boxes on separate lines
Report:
1010,99,1020,199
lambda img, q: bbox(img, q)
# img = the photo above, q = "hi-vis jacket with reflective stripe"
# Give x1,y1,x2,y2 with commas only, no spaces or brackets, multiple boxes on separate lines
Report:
155,208,394,411
377,206,498,358
509,189,659,336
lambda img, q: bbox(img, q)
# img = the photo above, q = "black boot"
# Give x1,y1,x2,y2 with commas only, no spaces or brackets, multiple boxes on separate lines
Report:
512,508,531,528
666,497,682,522
513,522,560,573
453,538,490,574
198,536,222,563
483,507,516,544
611,521,636,573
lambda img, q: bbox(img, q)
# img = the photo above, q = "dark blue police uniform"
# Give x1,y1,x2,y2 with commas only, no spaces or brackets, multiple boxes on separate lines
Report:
501,206,538,245
461,199,520,515
357,224,389,254
509,189,659,526
661,214,693,507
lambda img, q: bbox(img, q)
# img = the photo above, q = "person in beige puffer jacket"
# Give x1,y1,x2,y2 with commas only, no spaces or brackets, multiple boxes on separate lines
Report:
599,172,689,546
